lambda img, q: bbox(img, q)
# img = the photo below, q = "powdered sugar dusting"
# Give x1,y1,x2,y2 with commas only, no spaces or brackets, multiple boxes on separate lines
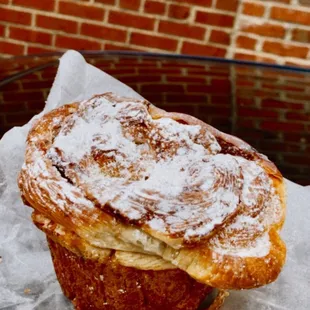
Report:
29,93,281,257
209,158,281,257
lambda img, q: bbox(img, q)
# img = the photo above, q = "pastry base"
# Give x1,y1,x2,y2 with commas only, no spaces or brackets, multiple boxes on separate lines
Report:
47,237,212,310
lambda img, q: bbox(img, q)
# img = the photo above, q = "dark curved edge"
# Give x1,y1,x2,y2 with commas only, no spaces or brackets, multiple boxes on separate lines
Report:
1,50,309,88
0,61,58,87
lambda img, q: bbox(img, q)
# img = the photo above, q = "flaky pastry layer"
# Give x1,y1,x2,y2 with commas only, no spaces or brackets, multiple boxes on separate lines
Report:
19,93,286,289
33,211,176,270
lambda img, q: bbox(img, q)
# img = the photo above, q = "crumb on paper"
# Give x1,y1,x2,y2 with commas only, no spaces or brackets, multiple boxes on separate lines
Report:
24,288,31,294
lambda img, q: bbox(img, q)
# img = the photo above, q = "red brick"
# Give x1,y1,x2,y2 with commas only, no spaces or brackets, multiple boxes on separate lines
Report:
300,0,310,5
292,29,310,43
0,7,31,25
210,30,230,45
236,35,256,50
168,4,190,19
130,32,177,51
237,119,256,128
138,68,181,74
284,155,310,165
240,23,285,38
22,80,53,89
239,108,278,118
195,11,234,27
166,94,206,103
0,41,24,55
36,15,78,33
144,0,165,14
260,141,291,152
141,84,184,93
272,0,290,3
5,113,36,125
41,67,59,78
104,43,137,51
174,0,212,6
242,2,265,17
108,11,155,30
0,0,9,3
0,103,25,113
198,106,231,117
182,42,226,57
262,83,304,92
104,68,137,75
0,25,5,37
143,93,164,104
236,79,255,87
261,99,304,109
286,112,310,121
94,0,115,4
28,46,55,54
286,93,310,101
235,52,277,63
261,121,304,132
59,1,104,20
120,0,140,10
12,0,55,10
216,0,238,12
166,76,205,83
27,101,45,111
118,75,161,83
187,85,216,93
55,35,101,50
283,133,310,142
271,7,310,26
263,41,308,58
285,60,310,68
158,20,205,40
17,73,40,80
0,82,20,91
240,89,280,98
9,27,52,45
189,67,230,75
237,97,256,106
81,24,126,42
211,95,230,105
3,91,44,101
211,79,231,92
163,63,205,69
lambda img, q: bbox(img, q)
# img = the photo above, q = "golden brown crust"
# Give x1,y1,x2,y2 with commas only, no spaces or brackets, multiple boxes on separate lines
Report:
32,210,177,271
48,238,212,310
18,93,286,290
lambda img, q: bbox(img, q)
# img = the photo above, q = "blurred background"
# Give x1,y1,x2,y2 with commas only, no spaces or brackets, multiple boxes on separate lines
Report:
0,0,310,66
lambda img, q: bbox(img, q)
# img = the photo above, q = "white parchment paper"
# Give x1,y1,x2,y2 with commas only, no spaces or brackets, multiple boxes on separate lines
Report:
0,50,309,309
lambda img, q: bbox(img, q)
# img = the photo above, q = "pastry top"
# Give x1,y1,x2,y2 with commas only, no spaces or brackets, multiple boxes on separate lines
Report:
19,93,286,289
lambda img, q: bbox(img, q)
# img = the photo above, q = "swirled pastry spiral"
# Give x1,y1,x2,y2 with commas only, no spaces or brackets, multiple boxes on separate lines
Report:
19,93,286,290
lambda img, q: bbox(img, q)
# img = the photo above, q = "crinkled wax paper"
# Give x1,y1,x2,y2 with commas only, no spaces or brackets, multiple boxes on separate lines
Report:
0,50,309,309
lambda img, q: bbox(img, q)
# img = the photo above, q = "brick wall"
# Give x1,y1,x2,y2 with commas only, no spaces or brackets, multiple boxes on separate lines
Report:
1,55,309,184
234,0,310,66
0,0,310,65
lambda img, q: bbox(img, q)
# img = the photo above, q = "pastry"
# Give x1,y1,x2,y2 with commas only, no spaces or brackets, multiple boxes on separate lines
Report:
18,93,286,309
